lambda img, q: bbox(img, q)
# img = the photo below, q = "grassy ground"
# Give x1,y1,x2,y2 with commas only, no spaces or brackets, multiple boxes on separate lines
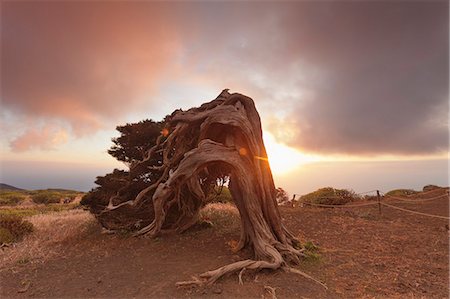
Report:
1,209,96,270
0,189,448,298
0,189,84,206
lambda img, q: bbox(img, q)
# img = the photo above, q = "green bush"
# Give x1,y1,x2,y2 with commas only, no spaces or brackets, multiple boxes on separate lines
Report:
0,203,80,219
31,191,61,204
422,185,442,192
0,193,26,205
208,186,233,203
0,214,33,244
385,189,418,197
300,187,359,205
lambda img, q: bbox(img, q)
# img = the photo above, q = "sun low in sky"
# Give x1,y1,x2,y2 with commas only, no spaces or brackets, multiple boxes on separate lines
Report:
0,1,448,194
263,132,321,175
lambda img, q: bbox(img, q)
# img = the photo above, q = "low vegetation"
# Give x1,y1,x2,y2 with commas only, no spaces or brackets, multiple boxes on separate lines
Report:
0,210,96,269
207,186,233,204
0,188,83,206
0,192,26,205
302,241,321,263
0,203,80,218
0,187,83,247
199,202,240,234
0,214,33,244
422,185,443,192
385,189,418,197
276,187,290,205
299,187,359,205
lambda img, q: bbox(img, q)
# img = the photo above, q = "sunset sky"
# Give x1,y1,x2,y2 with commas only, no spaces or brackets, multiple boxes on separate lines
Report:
1,1,448,195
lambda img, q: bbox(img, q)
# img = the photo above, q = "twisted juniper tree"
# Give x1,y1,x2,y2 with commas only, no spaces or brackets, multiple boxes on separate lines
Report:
82,90,315,285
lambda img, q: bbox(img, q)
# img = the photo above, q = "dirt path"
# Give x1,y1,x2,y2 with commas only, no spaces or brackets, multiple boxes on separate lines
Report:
1,191,448,298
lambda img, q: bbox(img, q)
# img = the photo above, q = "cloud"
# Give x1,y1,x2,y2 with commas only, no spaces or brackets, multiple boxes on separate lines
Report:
272,2,449,156
2,1,448,156
10,125,68,152
2,2,181,138
175,2,449,156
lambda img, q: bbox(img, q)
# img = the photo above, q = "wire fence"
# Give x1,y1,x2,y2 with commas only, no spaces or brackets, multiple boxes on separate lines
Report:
298,189,449,220
383,193,448,203
379,202,450,220
302,201,379,208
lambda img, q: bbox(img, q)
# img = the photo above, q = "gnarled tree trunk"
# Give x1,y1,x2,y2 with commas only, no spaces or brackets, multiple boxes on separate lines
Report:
86,90,310,285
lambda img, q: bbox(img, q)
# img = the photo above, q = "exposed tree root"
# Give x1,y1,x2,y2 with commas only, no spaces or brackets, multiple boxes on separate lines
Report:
238,267,246,285
176,248,326,290
264,285,277,299
282,266,328,290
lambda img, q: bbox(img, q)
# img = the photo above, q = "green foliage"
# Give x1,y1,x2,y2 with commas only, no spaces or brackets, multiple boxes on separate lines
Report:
82,120,167,215
300,187,359,205
303,241,319,252
302,241,321,263
0,192,26,205
422,185,442,192
82,118,232,232
1,189,83,206
108,119,164,163
31,191,62,204
208,186,233,203
0,214,33,244
385,189,418,197
275,187,290,205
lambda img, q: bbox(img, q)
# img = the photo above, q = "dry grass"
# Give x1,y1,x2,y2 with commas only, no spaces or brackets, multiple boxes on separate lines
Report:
0,203,239,270
199,203,240,234
201,202,239,214
0,209,96,270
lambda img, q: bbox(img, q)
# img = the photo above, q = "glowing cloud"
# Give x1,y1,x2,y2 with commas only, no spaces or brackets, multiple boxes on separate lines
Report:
10,125,69,152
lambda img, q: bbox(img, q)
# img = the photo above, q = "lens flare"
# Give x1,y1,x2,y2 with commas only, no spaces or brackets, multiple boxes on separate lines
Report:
262,131,320,175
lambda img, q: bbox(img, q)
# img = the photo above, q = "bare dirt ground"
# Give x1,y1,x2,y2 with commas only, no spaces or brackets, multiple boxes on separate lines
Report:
1,189,448,298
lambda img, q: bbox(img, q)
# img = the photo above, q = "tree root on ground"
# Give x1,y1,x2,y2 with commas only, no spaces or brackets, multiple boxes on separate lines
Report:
175,258,328,290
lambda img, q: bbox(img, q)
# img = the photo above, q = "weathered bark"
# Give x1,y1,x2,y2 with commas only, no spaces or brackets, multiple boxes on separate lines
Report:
87,90,307,284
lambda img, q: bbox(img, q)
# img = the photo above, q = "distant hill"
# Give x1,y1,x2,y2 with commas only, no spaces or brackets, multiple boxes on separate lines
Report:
0,183,23,190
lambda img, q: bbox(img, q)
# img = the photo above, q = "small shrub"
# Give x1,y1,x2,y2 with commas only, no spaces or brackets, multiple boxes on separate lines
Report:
0,214,33,243
276,187,290,205
208,186,233,204
300,187,359,205
385,189,418,197
422,185,442,192
303,241,319,252
0,192,26,206
303,241,321,263
31,191,61,204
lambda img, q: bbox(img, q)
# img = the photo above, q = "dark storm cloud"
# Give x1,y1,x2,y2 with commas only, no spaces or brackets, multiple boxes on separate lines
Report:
275,2,449,155
179,2,449,155
2,1,448,156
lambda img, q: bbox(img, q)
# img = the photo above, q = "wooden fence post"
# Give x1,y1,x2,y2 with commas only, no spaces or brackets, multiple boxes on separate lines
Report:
377,190,381,215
